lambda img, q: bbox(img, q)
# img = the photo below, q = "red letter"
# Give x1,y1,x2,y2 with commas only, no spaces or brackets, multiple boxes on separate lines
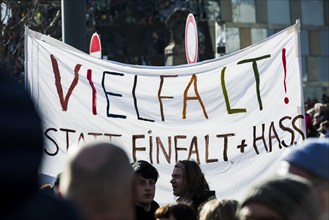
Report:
87,69,97,115
50,54,80,111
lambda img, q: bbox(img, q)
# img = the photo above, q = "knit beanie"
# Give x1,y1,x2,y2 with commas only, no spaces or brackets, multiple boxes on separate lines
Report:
240,175,319,220
284,138,329,180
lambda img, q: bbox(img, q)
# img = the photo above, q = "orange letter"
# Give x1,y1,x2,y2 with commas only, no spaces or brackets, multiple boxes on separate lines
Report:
182,74,208,119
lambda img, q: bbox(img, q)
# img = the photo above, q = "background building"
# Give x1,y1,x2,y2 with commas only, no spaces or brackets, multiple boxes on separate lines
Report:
56,0,329,102
216,0,328,103
1,0,328,101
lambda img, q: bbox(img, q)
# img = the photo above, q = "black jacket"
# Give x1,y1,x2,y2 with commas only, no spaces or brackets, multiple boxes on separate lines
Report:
0,66,82,220
192,190,216,212
135,200,160,220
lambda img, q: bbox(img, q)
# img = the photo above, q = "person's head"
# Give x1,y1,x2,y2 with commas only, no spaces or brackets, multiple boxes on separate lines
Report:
154,204,171,220
238,175,319,220
170,202,196,220
60,141,134,220
170,160,209,200
280,138,329,219
131,160,159,208
199,198,239,220
155,202,196,220
0,64,43,198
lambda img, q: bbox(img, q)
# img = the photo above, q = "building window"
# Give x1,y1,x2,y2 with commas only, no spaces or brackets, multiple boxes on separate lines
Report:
251,28,267,44
320,31,329,56
300,30,309,56
301,0,324,26
309,30,321,56
240,28,251,49
232,0,256,23
226,27,240,53
318,57,329,81
307,57,319,81
267,0,290,25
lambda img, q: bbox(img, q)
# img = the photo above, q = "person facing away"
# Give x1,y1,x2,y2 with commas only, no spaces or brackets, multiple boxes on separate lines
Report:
170,160,216,213
0,64,82,220
154,202,197,220
278,138,329,220
238,174,320,220
132,160,160,220
198,198,239,220
154,204,171,220
59,141,135,220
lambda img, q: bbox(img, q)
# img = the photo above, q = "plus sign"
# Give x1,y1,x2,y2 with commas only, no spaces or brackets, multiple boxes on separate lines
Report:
237,139,247,153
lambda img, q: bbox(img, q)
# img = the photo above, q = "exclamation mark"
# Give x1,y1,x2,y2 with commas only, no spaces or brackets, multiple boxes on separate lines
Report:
282,48,289,104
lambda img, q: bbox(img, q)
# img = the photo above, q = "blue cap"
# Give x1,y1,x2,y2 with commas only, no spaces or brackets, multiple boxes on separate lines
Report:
285,138,329,180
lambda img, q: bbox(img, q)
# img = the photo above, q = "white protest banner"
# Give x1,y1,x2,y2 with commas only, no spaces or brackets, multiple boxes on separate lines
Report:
25,21,305,203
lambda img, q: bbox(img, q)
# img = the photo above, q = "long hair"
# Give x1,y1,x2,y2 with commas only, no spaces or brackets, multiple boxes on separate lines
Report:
178,160,210,200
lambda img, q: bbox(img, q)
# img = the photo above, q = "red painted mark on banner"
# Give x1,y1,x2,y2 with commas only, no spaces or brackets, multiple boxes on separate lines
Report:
282,48,289,104
87,69,97,115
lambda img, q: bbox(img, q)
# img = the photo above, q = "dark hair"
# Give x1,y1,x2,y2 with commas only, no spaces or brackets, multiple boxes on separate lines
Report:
170,202,197,220
178,160,210,200
155,202,197,220
131,160,159,181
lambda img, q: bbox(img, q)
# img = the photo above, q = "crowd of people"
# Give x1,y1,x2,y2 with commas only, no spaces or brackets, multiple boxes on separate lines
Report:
304,96,329,138
38,139,329,220
1,62,329,220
